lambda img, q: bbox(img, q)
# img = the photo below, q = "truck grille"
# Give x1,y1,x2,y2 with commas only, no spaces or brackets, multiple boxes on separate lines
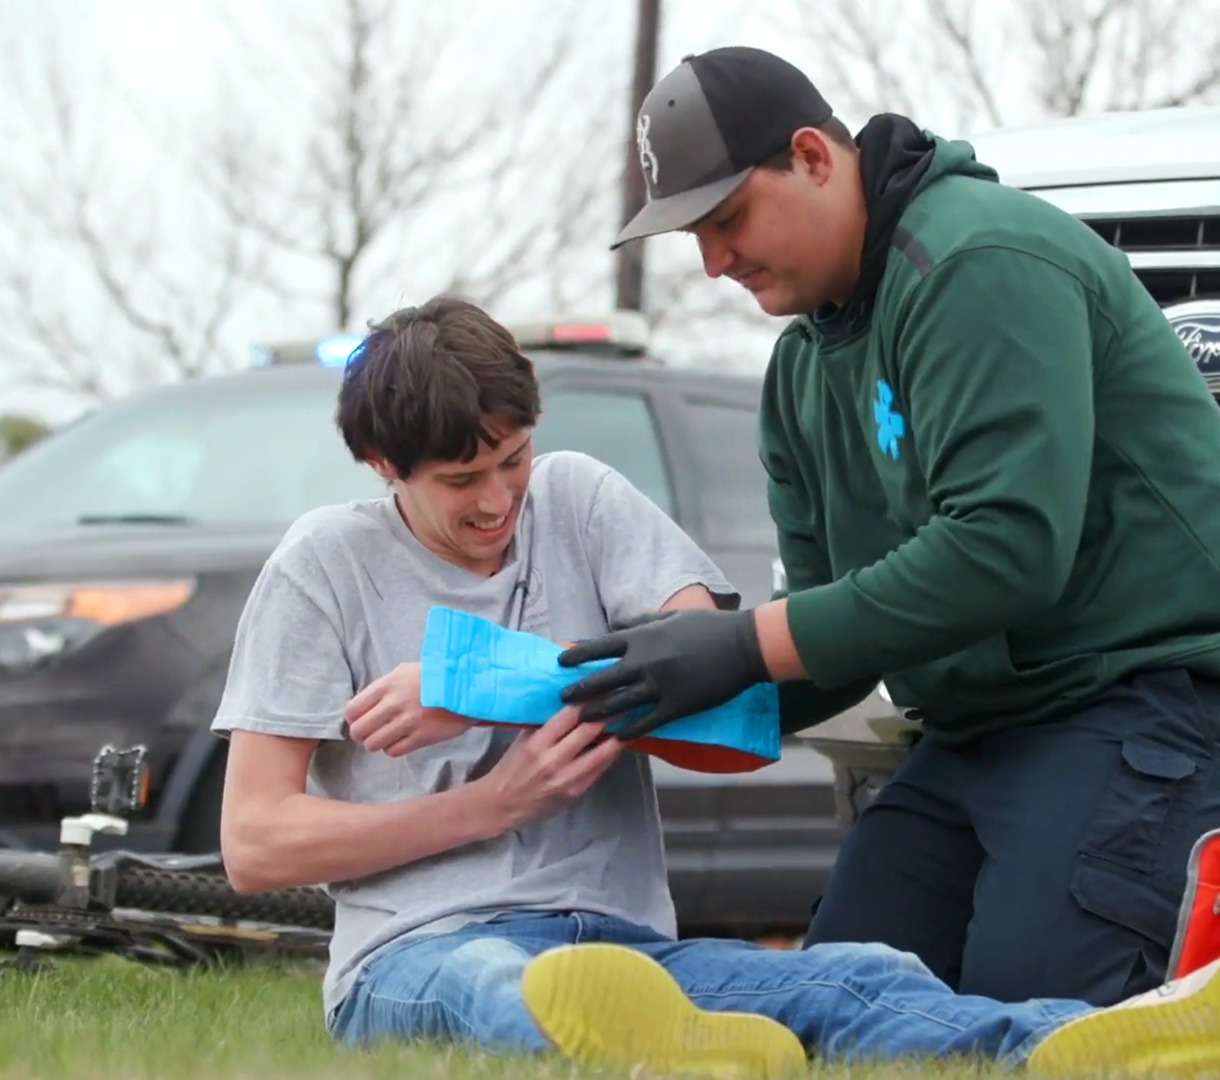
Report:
1084,215,1220,306
1132,270,1220,306
1086,216,1220,251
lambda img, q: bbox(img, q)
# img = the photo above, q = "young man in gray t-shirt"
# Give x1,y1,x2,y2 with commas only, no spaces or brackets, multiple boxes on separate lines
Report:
212,296,1218,1080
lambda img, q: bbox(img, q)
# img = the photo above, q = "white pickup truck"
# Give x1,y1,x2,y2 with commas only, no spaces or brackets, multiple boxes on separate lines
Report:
797,105,1220,827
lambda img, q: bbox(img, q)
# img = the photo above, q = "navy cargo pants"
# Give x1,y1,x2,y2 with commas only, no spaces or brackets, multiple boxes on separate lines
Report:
804,669,1220,1006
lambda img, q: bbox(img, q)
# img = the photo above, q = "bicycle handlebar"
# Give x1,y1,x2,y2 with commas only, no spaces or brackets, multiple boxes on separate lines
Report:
0,849,61,906
0,742,335,968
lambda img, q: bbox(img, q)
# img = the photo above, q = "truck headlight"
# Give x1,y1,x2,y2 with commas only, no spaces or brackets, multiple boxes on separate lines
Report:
0,580,195,673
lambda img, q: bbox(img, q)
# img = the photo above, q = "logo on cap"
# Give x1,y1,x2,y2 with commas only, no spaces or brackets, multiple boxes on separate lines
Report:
637,114,659,187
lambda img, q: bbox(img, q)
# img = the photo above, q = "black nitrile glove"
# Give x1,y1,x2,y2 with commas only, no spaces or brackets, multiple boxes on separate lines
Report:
557,608,771,739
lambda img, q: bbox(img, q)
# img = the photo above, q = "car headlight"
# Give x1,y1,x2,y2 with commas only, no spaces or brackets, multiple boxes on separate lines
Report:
0,579,195,674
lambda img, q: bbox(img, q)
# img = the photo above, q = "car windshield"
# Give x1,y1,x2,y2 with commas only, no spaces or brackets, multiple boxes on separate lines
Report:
0,380,387,532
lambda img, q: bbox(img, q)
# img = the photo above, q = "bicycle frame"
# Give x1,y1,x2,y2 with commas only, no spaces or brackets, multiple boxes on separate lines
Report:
0,744,332,969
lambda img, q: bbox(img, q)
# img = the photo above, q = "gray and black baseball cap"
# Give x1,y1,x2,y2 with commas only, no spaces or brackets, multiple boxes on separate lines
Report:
612,46,834,250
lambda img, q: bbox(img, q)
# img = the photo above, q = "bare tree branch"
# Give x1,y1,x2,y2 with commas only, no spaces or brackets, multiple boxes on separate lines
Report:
784,0,921,120
0,259,107,400
200,0,613,334
1027,0,1124,115
0,47,266,400
1123,0,1220,108
781,0,1220,131
924,0,1006,127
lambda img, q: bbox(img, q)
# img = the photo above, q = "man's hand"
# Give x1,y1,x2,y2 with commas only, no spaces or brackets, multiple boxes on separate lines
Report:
473,707,624,830
345,662,472,756
556,608,771,739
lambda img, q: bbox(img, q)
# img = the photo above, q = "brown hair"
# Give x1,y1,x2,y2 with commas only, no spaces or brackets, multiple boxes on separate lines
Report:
757,116,857,171
336,295,541,478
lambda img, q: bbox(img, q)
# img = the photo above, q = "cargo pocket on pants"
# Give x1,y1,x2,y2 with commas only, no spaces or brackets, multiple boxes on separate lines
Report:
1070,853,1180,999
1071,854,1181,952
1070,739,1199,955
1080,739,1198,873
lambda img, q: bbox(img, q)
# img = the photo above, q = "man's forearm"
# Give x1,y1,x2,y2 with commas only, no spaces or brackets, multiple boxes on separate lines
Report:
754,599,879,733
224,781,506,892
753,598,808,681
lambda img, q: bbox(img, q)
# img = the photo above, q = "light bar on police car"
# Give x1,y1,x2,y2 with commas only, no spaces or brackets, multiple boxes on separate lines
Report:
251,309,651,368
508,311,650,355
315,335,366,367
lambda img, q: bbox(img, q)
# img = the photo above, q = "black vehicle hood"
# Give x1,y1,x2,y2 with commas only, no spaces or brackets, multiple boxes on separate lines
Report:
0,523,288,581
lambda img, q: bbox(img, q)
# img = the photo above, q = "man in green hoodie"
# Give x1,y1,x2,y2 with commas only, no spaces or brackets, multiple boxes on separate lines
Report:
558,46,1220,1007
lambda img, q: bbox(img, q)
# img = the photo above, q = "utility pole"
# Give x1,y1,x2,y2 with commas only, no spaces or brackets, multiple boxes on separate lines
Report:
614,0,660,313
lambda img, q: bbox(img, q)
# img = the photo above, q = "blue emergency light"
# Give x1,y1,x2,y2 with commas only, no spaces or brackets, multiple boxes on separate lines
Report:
315,334,366,367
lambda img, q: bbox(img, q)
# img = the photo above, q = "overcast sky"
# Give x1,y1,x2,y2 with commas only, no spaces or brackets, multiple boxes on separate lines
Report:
2,0,1217,423
1,0,800,421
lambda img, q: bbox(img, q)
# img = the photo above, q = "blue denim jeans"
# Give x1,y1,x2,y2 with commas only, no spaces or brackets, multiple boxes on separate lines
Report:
330,911,1091,1067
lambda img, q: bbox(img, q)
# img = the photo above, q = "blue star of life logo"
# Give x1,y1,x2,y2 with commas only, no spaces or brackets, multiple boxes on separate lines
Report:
874,379,905,461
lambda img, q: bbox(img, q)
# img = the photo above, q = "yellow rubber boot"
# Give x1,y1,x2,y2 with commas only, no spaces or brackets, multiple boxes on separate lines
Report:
521,942,808,1079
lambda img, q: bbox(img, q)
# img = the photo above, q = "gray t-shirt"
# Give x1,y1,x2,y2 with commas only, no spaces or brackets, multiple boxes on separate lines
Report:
211,451,737,1023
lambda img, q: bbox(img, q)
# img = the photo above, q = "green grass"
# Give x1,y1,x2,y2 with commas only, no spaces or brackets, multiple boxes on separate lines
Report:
0,954,1013,1080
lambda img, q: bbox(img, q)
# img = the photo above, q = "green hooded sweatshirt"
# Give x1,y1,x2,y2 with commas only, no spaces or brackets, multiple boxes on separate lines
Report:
761,127,1220,744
